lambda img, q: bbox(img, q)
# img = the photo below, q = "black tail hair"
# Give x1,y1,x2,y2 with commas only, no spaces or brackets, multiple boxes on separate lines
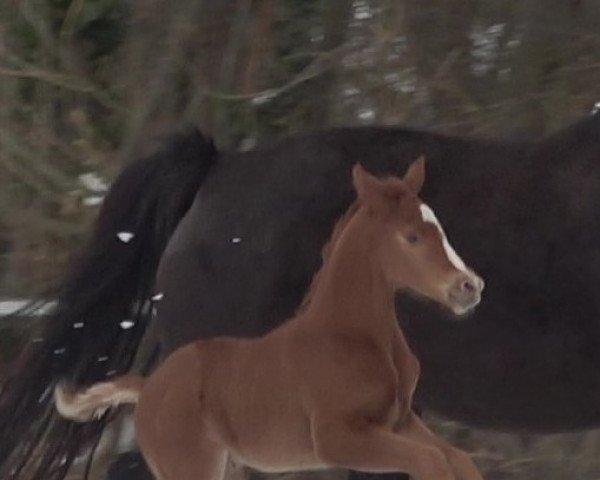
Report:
0,127,217,479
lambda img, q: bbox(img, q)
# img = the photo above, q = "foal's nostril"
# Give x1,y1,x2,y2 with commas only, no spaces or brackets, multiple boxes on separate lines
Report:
449,274,483,314
450,275,481,301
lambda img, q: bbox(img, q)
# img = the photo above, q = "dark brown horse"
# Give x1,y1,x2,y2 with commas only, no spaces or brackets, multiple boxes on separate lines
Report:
2,113,600,479
56,161,484,480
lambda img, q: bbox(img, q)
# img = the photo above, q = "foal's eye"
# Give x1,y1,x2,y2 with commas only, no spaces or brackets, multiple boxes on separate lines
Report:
405,233,419,244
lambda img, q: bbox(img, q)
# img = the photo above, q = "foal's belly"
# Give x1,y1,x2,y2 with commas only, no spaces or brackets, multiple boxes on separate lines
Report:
229,447,324,474
220,404,320,474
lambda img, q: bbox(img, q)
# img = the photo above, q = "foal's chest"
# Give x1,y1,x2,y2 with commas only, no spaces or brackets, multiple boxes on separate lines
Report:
388,341,420,427
359,349,420,430
396,350,420,399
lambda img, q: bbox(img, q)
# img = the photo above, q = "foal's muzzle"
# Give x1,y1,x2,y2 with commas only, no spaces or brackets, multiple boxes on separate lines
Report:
447,272,484,316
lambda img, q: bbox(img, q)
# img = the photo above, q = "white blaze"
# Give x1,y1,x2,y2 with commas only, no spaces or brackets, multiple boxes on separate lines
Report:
419,204,467,272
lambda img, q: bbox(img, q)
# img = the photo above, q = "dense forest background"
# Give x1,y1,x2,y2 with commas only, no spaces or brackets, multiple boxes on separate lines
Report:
2,1,600,479
2,0,600,297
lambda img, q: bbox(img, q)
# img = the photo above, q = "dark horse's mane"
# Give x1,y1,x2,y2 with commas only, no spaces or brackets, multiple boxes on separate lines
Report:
0,128,217,479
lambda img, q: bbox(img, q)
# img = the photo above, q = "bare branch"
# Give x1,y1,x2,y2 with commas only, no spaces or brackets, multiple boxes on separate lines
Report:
0,66,123,112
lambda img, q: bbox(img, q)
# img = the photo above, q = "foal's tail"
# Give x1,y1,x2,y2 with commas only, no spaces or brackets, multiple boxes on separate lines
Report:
0,126,218,480
54,375,144,423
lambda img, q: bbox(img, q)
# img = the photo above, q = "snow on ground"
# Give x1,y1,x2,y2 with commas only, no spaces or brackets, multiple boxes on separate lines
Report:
0,299,55,317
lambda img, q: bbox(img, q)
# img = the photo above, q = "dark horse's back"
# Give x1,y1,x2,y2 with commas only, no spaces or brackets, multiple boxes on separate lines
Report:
156,126,523,346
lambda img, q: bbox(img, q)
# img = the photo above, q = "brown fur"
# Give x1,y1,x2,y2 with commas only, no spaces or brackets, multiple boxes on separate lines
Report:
55,159,484,480
296,200,360,314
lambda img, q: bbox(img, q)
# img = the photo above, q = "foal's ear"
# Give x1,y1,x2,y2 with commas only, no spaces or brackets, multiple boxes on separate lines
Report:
352,163,377,199
403,156,426,194
352,163,397,211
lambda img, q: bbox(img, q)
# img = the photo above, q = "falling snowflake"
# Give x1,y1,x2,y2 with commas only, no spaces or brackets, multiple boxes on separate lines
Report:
231,237,242,244
53,347,66,355
38,386,52,403
120,320,135,330
152,292,164,301
117,232,135,243
73,322,84,329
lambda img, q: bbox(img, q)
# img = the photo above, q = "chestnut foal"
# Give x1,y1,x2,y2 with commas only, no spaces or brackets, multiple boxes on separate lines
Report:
56,158,485,480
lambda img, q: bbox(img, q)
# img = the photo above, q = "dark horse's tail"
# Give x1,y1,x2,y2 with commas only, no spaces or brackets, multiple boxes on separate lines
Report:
0,127,217,480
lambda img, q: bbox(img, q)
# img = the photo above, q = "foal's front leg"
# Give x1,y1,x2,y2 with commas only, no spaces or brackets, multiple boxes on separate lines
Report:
400,412,483,480
311,415,455,480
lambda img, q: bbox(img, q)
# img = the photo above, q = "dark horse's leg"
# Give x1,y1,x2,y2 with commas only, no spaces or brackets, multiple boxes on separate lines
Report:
349,474,408,480
107,451,152,480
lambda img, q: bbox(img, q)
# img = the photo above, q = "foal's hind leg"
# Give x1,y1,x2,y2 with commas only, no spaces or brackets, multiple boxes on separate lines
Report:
135,386,228,480
400,412,482,480
142,437,228,480
134,344,228,480
137,404,227,480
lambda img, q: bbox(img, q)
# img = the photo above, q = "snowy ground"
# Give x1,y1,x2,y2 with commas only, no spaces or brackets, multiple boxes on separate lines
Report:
0,299,55,317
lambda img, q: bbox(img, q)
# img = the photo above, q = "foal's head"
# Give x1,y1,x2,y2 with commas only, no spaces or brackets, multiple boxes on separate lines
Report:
353,158,484,316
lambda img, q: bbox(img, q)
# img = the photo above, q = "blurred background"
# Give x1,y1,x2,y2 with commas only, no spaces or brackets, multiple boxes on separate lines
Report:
1,1,600,479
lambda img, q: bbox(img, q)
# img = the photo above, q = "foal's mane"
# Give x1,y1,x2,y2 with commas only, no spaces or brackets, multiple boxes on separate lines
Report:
296,201,361,313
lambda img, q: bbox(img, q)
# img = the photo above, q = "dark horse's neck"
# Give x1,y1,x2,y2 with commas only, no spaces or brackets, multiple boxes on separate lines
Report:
305,208,398,335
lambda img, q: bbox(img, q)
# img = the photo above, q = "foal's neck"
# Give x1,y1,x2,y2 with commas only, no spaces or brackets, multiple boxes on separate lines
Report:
306,208,398,335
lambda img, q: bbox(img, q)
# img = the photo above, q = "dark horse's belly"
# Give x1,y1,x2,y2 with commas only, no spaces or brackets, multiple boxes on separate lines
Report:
399,289,600,431
156,121,600,432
